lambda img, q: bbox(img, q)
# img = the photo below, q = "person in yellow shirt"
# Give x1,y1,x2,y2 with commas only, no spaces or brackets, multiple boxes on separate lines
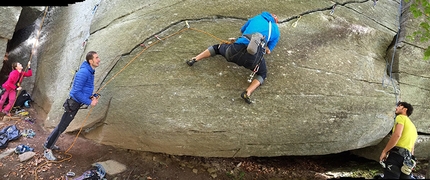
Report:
379,101,417,179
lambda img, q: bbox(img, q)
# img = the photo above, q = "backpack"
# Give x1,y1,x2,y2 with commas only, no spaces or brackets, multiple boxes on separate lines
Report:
0,133,8,149
14,90,32,108
0,125,21,149
1,125,21,141
74,163,106,180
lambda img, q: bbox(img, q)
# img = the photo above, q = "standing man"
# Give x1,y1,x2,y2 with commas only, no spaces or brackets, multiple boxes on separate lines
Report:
43,51,100,161
379,102,418,179
186,11,280,104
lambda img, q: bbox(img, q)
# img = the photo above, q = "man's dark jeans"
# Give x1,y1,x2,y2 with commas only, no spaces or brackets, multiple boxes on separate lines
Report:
44,108,79,149
383,151,413,179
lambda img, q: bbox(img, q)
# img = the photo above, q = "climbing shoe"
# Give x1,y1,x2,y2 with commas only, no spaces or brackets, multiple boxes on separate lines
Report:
14,144,34,154
241,91,252,104
43,143,61,151
186,58,197,66
44,149,57,161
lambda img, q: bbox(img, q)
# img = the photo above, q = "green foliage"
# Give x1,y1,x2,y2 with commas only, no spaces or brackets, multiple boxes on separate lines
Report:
424,46,430,60
226,171,245,180
404,0,430,60
350,168,381,179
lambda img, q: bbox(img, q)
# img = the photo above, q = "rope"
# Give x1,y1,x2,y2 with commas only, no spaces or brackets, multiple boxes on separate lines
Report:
4,7,49,118
19,7,48,85
383,0,402,105
292,16,301,28
34,104,96,180
25,4,400,178
96,26,229,94
33,20,229,179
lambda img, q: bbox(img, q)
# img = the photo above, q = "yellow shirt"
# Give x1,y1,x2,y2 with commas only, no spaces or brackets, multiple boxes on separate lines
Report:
393,115,418,152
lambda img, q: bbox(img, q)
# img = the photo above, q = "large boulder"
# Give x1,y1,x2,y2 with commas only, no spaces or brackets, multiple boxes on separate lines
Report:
353,0,430,161
16,0,429,158
0,7,22,57
0,7,22,39
15,7,46,31
0,6,45,87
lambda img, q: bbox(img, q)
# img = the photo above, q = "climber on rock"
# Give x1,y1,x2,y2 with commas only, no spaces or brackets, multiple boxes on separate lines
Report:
186,11,280,104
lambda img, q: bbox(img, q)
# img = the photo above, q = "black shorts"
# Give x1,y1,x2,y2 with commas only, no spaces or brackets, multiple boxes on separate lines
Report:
216,43,267,79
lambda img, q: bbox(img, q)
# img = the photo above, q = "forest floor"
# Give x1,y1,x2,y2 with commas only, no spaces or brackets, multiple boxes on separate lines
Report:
0,107,427,180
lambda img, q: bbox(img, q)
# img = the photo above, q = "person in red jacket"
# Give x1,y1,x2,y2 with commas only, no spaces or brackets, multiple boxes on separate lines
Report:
0,61,32,116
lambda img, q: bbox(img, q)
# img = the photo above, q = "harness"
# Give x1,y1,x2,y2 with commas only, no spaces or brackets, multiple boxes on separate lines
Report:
389,146,416,175
244,21,272,83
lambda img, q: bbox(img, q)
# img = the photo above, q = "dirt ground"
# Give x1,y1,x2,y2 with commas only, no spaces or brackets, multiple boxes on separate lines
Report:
0,107,427,180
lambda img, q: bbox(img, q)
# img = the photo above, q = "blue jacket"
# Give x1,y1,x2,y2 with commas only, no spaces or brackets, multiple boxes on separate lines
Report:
235,11,280,52
70,61,95,105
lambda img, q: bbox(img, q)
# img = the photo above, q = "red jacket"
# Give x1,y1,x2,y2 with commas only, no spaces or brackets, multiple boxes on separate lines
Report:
2,69,32,90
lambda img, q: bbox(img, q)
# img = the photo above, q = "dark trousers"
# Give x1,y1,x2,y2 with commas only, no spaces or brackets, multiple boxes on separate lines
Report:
217,43,267,79
44,108,79,149
383,151,413,179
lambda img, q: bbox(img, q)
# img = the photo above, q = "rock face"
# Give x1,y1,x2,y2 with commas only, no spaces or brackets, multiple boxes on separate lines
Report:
0,7,22,55
0,6,45,86
4,0,430,158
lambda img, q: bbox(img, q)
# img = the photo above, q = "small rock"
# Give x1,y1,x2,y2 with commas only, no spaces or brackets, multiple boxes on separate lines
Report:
0,148,15,160
95,159,126,175
207,167,217,173
18,152,36,162
192,169,198,174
